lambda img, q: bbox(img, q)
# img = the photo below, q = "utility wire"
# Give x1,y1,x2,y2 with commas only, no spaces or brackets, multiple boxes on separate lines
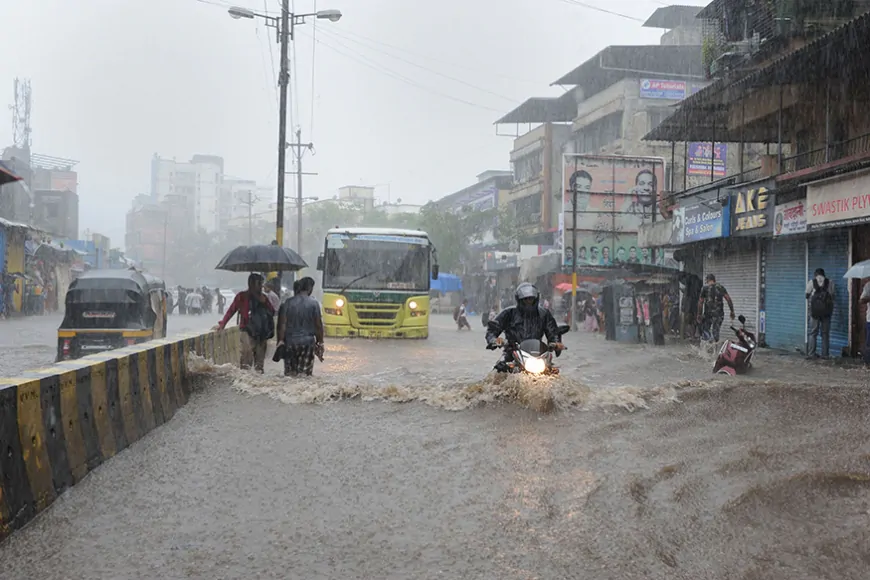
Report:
317,26,521,105
299,31,504,113
556,0,644,22
319,27,545,86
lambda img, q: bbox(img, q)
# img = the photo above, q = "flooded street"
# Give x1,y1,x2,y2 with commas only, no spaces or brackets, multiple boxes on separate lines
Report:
2,315,869,579
0,313,219,376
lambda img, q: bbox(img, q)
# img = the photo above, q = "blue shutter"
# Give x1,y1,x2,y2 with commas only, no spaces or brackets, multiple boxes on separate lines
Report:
808,232,850,356
0,227,6,274
764,238,806,352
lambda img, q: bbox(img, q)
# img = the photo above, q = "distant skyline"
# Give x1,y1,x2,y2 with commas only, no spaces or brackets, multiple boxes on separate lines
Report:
0,0,707,247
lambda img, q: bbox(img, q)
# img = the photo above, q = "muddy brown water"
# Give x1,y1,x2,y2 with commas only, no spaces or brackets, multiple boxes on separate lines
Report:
1,316,869,579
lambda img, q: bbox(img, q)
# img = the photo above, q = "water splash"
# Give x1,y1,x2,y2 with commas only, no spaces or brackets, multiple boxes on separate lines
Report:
187,355,722,413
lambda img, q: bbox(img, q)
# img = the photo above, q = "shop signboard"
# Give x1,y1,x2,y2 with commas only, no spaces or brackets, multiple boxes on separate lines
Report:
670,202,729,245
806,171,870,230
687,143,727,177
773,199,808,236
639,79,686,100
730,179,775,237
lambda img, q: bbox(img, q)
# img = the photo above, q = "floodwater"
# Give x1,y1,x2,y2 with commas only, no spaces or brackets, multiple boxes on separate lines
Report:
1,315,869,579
0,312,220,376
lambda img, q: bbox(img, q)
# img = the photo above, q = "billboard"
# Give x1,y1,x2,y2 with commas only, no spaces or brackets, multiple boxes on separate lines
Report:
562,154,666,267
687,143,727,177
640,79,687,100
806,172,870,230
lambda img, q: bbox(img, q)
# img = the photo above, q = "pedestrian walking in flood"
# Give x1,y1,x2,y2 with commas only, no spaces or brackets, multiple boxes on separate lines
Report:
455,299,471,330
806,267,835,358
276,276,324,377
216,288,226,314
218,273,275,372
697,274,735,342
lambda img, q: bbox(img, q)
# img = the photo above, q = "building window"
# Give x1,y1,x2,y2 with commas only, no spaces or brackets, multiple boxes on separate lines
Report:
512,194,542,227
574,111,624,153
648,109,671,133
512,152,543,185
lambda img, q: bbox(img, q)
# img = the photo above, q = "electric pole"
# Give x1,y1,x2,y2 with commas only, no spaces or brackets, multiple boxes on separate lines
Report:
287,128,314,255
276,0,290,252
237,190,260,245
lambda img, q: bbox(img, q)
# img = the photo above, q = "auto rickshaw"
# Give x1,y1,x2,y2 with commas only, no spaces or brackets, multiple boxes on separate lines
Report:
56,270,168,361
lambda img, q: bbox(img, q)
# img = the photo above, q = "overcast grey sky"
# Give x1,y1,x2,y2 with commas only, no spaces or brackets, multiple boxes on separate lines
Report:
1,0,705,248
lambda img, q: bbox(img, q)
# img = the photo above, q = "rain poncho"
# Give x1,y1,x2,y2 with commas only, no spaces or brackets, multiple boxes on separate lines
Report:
485,305,561,346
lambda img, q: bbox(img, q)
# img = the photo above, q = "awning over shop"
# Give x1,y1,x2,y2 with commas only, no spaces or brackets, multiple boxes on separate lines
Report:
430,273,462,293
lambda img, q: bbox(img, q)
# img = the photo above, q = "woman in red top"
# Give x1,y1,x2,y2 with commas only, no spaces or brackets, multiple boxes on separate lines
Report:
218,273,275,372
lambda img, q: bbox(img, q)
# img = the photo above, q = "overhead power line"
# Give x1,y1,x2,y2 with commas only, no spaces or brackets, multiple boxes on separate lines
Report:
299,31,504,113
317,26,520,105
556,0,645,22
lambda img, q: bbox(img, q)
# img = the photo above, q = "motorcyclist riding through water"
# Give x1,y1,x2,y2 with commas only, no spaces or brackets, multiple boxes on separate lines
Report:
486,283,564,372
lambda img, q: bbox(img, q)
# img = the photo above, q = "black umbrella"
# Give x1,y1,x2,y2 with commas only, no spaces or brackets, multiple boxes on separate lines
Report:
0,161,23,187
215,244,307,273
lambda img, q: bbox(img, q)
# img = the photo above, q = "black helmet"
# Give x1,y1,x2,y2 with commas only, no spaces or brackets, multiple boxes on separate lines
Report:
515,282,540,314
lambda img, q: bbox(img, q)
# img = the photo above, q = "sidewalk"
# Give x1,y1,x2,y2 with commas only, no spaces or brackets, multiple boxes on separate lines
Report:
561,325,868,389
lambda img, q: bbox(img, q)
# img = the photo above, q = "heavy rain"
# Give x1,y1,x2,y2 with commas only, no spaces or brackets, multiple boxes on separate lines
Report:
2,1,870,578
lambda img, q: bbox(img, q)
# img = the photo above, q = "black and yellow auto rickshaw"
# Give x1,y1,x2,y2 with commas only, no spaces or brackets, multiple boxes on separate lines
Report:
57,270,168,361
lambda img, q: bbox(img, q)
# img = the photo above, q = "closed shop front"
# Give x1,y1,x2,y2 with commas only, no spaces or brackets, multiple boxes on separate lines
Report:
704,243,760,332
806,173,866,356
764,237,806,351
0,225,6,274
808,231,850,356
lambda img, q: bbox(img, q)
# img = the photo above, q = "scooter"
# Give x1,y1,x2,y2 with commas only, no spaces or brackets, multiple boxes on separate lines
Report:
713,315,757,375
488,324,570,375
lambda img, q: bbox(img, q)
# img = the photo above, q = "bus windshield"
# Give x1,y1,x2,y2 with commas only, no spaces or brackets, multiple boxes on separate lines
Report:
324,235,430,292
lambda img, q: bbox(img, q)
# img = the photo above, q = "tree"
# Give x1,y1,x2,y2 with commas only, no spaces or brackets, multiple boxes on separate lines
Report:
416,202,494,273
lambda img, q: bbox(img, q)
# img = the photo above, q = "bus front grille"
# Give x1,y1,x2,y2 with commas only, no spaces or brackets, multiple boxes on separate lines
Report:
351,303,400,326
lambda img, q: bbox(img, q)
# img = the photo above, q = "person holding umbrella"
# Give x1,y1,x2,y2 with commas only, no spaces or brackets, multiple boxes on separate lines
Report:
217,273,275,372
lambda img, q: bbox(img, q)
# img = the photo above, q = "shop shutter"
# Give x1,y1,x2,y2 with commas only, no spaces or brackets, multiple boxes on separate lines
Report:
764,238,806,352
704,247,759,332
808,232,850,356
0,227,6,274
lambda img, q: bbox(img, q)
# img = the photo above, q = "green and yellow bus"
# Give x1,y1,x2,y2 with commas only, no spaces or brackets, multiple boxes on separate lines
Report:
317,227,439,339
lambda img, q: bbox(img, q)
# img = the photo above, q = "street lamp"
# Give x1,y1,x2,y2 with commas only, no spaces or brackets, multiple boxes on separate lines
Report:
227,3,341,278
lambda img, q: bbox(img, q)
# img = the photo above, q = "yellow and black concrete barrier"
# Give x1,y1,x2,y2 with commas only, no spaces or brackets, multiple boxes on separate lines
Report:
0,327,240,541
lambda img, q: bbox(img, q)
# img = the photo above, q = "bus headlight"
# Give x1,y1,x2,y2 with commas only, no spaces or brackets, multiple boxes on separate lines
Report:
335,298,345,308
408,301,418,310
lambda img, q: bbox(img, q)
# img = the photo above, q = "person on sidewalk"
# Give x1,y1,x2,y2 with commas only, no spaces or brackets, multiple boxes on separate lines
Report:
218,273,275,372
860,278,870,366
806,267,835,358
276,276,324,377
696,274,735,342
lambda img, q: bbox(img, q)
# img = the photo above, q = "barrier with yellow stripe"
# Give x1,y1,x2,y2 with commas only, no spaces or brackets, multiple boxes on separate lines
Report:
0,327,240,541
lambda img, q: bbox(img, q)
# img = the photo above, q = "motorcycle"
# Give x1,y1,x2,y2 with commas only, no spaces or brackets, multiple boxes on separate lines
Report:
713,315,757,375
488,324,570,375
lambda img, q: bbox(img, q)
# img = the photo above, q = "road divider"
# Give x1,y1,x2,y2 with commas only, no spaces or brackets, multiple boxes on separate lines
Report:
0,327,240,541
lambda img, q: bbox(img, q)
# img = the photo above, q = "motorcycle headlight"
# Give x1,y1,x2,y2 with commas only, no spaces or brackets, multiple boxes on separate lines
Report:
409,300,418,310
524,356,546,375
335,298,345,308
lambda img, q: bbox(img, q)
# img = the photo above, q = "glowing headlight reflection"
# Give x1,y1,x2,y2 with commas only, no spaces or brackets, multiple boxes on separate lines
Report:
335,298,345,308
409,301,418,310
524,356,546,375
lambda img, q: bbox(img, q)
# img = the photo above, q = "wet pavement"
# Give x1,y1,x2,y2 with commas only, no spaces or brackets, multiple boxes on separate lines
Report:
0,312,219,376
1,315,869,579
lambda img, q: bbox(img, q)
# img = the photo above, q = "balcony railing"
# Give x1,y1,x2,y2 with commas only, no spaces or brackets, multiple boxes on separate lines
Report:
780,132,870,175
